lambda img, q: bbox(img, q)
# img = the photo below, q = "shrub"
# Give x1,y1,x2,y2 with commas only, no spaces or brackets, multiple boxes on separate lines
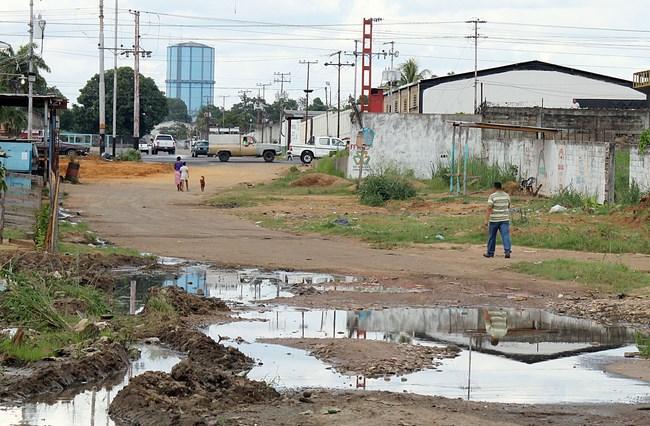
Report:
639,129,650,156
34,203,50,250
358,174,417,206
115,149,142,162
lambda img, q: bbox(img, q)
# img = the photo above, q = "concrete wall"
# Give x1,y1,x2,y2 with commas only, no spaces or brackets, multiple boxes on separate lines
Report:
630,147,650,192
345,112,481,179
484,138,615,203
482,106,649,144
422,70,646,114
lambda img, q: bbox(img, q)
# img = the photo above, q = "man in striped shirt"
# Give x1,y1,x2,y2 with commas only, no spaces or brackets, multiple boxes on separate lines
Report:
484,181,512,258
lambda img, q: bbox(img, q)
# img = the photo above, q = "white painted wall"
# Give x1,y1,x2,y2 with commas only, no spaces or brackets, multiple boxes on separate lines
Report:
630,147,650,192
345,113,481,179
422,70,645,113
484,138,614,203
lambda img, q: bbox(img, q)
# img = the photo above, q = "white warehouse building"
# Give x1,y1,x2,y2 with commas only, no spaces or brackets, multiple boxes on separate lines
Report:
385,60,648,114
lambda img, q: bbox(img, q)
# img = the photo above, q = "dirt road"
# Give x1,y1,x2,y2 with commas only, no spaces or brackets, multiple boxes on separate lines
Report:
64,161,649,300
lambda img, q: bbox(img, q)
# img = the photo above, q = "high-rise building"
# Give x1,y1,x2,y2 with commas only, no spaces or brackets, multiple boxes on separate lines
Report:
166,42,215,119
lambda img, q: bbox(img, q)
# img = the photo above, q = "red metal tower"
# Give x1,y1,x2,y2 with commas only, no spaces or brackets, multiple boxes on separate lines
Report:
360,18,373,112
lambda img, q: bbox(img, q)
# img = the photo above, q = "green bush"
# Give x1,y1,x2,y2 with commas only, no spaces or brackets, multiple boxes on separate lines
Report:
115,149,142,162
358,174,417,206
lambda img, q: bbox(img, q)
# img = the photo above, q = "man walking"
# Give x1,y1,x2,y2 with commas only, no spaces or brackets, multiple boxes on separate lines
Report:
484,181,512,258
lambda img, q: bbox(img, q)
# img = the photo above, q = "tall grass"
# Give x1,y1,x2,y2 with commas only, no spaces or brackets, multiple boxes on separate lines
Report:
432,157,518,190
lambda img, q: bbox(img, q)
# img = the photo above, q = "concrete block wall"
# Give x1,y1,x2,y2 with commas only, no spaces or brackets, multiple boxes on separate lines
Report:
482,106,649,144
346,112,481,179
484,138,615,203
630,147,650,193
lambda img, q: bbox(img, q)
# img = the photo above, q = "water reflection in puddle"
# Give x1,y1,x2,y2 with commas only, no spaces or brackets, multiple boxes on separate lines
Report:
208,306,648,404
0,344,182,426
113,267,368,312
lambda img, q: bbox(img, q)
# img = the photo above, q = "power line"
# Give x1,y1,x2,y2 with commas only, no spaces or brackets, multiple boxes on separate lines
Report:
466,18,486,113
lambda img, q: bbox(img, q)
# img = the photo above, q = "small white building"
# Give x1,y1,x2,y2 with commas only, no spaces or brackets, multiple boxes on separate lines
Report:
385,60,647,114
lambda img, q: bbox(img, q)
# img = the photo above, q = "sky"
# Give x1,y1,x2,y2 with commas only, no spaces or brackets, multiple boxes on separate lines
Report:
1,0,650,113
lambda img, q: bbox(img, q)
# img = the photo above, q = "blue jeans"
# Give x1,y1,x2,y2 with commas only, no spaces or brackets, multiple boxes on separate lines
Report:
487,221,511,256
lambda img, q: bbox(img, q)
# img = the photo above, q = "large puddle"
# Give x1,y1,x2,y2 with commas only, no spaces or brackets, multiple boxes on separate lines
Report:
1,266,648,425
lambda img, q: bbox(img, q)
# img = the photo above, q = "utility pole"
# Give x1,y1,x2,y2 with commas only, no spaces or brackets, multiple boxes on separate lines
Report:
216,94,230,128
325,81,330,136
27,0,34,140
131,10,140,150
273,72,290,146
325,51,354,138
238,89,252,132
299,60,317,144
466,18,486,114
382,41,399,113
112,0,118,157
127,10,151,149
257,82,271,142
99,1,106,154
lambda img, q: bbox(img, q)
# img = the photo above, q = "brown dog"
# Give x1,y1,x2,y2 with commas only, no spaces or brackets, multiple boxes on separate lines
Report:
200,176,205,192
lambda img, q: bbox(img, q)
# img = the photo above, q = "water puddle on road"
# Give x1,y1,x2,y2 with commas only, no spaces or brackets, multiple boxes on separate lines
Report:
0,344,182,426
208,306,648,404
1,265,648,425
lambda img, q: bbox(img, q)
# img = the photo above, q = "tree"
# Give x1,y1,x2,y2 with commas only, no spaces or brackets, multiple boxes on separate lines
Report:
398,58,432,85
0,43,50,136
70,67,167,137
310,97,327,111
158,122,191,141
166,98,191,123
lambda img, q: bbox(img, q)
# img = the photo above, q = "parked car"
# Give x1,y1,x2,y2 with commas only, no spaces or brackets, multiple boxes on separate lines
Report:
191,140,210,157
34,139,91,157
138,139,153,154
287,135,346,164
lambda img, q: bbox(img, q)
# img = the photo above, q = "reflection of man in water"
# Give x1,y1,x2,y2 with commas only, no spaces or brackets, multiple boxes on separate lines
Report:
484,308,508,346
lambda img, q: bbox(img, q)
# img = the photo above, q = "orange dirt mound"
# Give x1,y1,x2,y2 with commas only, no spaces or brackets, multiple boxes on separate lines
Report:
289,173,349,187
59,156,170,180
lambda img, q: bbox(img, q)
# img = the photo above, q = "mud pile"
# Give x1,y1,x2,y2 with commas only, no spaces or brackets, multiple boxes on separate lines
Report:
0,338,129,403
109,328,279,426
143,285,229,317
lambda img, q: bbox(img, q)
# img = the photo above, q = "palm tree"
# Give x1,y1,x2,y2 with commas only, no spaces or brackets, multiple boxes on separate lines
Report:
398,58,432,85
0,43,50,94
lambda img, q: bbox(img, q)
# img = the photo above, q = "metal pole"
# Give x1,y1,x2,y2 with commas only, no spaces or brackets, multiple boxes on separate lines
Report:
99,0,106,155
112,0,118,157
463,127,469,196
299,60,317,144
274,72,290,146
132,10,140,150
27,0,34,139
450,126,456,195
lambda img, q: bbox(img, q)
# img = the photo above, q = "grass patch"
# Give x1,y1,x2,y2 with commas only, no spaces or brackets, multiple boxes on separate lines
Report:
636,333,650,358
301,213,483,248
510,259,650,292
0,331,84,361
115,148,142,162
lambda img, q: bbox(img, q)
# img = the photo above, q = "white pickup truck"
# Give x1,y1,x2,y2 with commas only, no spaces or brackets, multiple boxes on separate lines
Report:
288,136,347,164
151,134,176,155
207,134,281,162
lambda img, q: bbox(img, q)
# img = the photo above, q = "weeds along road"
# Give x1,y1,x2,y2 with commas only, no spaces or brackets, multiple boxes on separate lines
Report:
63,161,649,295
